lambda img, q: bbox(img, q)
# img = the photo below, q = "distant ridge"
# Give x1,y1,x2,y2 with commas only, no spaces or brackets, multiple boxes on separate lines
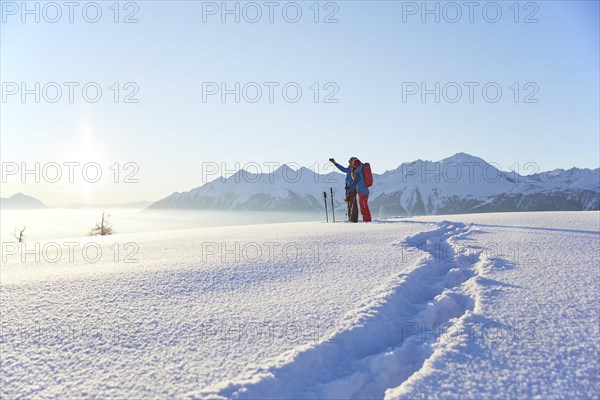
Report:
0,193,47,209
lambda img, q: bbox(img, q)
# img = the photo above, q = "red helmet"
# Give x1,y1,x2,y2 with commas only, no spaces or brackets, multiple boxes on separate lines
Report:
352,158,361,168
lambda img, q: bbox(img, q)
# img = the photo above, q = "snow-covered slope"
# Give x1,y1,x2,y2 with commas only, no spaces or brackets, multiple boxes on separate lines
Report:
148,154,599,216
1,212,598,398
385,212,600,399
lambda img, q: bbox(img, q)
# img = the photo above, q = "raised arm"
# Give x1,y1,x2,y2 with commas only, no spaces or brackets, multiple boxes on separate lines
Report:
330,158,350,173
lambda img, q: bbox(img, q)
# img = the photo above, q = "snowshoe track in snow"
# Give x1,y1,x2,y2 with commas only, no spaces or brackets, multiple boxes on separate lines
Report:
191,221,486,399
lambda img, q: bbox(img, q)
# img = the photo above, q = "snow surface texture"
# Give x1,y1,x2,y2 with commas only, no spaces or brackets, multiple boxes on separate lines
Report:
1,212,598,399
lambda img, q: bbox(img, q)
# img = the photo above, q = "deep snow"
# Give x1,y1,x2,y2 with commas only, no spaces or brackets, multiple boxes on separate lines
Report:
1,211,598,399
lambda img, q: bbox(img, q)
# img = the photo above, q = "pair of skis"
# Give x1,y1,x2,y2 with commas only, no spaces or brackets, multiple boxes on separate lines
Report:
323,187,336,223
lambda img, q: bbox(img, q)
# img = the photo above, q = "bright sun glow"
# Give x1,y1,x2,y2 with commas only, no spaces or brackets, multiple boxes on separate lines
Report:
60,115,111,204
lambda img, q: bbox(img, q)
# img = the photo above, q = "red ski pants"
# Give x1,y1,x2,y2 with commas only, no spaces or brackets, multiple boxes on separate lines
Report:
358,192,371,222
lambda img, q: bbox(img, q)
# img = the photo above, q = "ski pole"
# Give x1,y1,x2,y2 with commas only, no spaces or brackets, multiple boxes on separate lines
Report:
323,191,329,223
330,187,335,223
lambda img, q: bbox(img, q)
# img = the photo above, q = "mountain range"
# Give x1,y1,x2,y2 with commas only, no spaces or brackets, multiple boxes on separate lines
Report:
148,153,600,216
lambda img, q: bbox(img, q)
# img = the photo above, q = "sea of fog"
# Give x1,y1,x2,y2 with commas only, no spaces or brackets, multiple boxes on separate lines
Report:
0,208,323,241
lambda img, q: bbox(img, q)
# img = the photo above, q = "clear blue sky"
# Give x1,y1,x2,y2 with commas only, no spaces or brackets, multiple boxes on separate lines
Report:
1,0,598,205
